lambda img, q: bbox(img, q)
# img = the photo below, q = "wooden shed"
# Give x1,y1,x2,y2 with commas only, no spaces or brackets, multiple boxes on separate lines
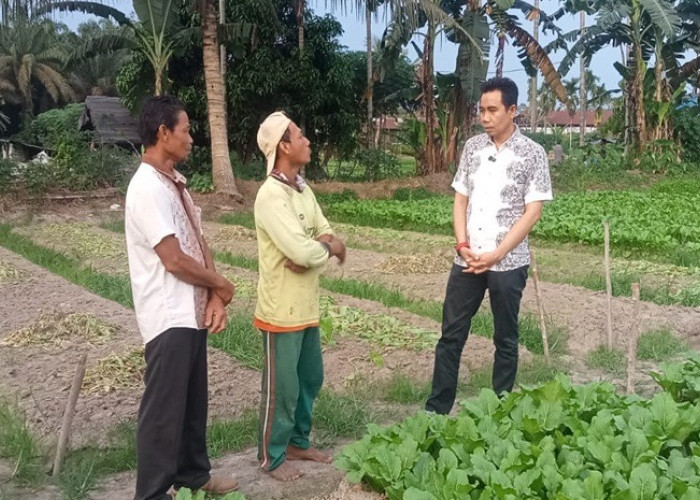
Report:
79,96,141,148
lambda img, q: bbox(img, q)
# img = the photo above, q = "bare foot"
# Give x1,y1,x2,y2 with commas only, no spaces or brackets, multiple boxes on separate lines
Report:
265,461,304,482
286,444,333,463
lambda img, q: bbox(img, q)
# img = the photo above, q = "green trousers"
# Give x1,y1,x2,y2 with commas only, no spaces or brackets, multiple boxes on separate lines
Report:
257,326,324,471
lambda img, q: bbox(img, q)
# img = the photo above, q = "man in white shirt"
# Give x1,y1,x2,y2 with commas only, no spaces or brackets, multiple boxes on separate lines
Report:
426,78,553,414
125,96,238,499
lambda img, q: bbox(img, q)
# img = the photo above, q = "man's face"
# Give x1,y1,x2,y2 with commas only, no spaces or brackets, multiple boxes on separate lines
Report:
281,122,311,165
479,90,516,138
160,110,193,163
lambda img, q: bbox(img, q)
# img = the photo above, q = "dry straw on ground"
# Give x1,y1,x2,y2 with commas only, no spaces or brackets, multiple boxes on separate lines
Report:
82,348,145,394
208,226,257,251
0,312,115,348
15,222,126,260
0,260,31,283
375,254,451,274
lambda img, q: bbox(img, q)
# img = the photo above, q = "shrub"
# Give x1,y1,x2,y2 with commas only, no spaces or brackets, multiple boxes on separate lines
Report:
16,104,87,149
673,107,700,165
0,158,14,193
333,149,401,182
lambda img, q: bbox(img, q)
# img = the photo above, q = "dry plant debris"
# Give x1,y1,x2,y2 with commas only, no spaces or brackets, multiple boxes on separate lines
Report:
15,222,125,261
208,226,257,251
83,348,145,394
0,312,116,348
375,254,451,274
320,296,437,351
0,260,30,283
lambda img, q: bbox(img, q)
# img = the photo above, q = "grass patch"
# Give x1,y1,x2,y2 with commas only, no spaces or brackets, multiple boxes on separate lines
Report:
637,329,688,361
59,411,259,500
58,422,137,499
381,373,432,405
208,310,262,370
207,409,258,458
0,398,44,486
219,212,255,230
99,219,124,234
516,357,562,386
312,390,373,447
0,224,133,307
320,276,442,321
214,251,258,272
586,346,626,374
456,365,493,399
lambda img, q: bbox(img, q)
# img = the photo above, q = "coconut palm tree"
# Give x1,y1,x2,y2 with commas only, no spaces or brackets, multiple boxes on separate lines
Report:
45,0,254,199
0,17,75,116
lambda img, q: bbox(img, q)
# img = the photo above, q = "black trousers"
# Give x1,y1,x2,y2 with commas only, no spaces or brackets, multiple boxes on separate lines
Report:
426,264,528,414
134,328,211,500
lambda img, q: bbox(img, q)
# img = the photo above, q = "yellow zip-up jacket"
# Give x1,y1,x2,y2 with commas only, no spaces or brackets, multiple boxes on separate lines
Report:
253,176,332,331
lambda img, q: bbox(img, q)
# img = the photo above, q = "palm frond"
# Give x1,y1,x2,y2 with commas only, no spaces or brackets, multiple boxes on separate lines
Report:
35,1,132,25
506,22,571,109
34,64,76,102
66,33,137,68
638,0,681,37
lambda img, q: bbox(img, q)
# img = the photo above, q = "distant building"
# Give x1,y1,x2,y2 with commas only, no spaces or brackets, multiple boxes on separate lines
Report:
78,96,141,149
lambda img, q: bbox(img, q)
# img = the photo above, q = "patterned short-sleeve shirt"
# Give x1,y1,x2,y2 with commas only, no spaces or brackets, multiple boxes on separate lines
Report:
452,126,553,272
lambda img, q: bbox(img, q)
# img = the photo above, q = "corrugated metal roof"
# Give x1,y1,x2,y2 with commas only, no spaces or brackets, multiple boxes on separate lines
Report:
79,96,141,145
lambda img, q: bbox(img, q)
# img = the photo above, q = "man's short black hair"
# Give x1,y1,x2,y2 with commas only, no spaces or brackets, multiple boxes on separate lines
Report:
139,96,186,147
481,77,518,109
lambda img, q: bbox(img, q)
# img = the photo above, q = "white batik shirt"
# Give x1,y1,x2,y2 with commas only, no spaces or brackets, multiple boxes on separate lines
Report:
452,126,553,272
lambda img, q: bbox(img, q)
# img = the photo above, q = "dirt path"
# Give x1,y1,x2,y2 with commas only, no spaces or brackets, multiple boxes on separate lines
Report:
0,247,261,447
89,443,383,500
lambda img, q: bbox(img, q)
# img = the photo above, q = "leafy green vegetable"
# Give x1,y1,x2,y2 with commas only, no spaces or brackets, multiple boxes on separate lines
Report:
338,371,700,499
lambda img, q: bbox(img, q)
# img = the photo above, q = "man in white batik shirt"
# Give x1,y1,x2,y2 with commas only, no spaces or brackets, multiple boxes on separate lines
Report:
426,77,553,414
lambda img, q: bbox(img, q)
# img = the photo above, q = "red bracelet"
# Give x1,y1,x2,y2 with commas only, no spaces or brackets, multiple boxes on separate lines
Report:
455,241,471,253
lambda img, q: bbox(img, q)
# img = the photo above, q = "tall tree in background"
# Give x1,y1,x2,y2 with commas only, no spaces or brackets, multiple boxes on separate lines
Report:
528,0,539,131
0,17,75,116
200,0,240,199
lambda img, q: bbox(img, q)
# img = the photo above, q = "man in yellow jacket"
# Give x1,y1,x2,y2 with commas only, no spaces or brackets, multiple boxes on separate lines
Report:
254,111,346,482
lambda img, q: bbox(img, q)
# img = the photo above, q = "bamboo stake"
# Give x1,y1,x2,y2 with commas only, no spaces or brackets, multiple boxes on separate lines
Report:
52,352,87,476
530,249,550,364
626,283,641,395
604,221,614,348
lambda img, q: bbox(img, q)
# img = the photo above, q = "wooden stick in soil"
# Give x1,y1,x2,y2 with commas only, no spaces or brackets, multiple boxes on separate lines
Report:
626,283,641,395
529,249,550,364
604,221,614,348
52,352,88,476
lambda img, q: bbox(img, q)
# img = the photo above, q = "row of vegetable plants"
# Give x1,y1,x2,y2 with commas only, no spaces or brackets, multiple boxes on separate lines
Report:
337,357,700,499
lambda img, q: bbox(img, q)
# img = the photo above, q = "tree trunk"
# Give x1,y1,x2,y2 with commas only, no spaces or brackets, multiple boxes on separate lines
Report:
578,11,586,146
296,0,304,51
366,6,373,149
495,35,505,78
528,0,539,132
154,70,162,96
202,0,241,199
629,1,646,152
219,0,226,89
421,23,438,175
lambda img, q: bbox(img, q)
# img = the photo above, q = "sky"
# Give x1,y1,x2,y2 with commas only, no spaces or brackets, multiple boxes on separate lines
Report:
56,0,628,98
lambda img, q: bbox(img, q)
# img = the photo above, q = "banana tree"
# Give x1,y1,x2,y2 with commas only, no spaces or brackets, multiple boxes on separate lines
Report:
45,0,181,96
556,0,682,151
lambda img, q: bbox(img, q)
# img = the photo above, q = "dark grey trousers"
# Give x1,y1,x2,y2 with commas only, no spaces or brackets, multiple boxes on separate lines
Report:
426,264,528,414
134,327,211,500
